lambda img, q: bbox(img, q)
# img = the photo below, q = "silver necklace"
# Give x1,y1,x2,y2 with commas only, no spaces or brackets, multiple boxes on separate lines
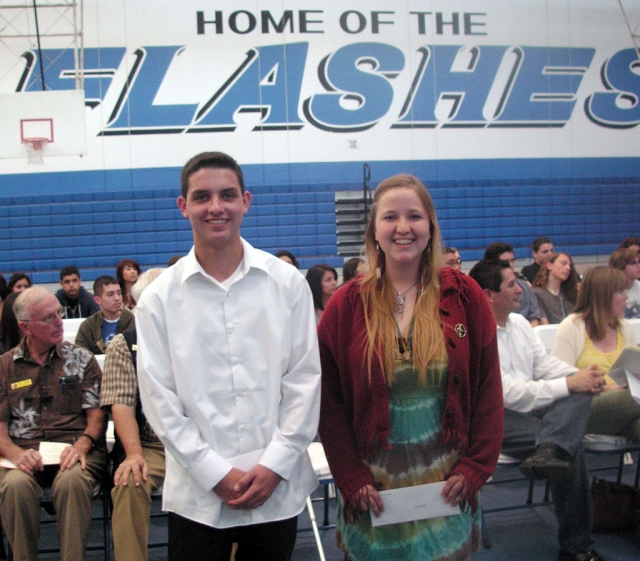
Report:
394,282,418,315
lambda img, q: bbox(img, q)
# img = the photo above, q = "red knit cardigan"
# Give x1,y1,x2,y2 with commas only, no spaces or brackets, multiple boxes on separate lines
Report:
317,267,504,514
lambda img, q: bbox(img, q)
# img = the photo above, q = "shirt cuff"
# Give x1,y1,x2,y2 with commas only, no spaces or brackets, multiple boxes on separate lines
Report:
550,377,571,399
189,448,234,491
259,441,302,481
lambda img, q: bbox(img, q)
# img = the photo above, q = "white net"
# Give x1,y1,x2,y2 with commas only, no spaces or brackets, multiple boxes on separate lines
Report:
23,139,48,165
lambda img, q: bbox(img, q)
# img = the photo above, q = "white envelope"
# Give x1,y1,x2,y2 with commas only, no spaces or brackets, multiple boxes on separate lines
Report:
370,481,461,527
39,441,72,465
0,441,71,469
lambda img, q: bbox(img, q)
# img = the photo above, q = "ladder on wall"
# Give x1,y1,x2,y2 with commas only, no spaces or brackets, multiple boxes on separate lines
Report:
335,163,373,257
617,0,640,60
0,0,84,91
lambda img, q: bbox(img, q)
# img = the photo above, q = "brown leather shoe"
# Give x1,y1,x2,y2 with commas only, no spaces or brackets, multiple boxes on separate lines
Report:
519,443,574,483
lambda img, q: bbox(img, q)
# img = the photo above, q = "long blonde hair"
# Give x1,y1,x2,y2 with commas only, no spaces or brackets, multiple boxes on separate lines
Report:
573,266,627,341
360,174,446,384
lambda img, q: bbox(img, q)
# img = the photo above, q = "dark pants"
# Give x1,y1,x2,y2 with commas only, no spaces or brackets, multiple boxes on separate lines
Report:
168,512,298,561
503,394,593,554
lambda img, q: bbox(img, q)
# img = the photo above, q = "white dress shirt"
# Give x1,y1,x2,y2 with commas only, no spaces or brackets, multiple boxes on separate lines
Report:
497,313,577,413
136,239,321,528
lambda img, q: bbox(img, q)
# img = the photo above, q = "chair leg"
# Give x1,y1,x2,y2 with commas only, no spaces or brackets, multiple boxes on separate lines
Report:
617,452,625,484
102,484,111,561
526,479,534,504
480,509,492,549
543,480,550,503
323,484,330,527
0,514,7,560
306,497,327,561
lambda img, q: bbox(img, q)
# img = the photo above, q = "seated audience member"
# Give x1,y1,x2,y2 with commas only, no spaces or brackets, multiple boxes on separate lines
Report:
532,252,579,324
0,276,8,320
484,242,543,326
0,292,21,353
341,257,364,283
469,259,604,561
8,273,32,294
116,259,142,310
552,266,640,442
275,249,300,268
443,246,462,271
75,276,135,355
55,266,100,319
521,236,554,283
0,276,9,301
306,264,338,323
609,248,640,318
0,287,107,561
101,269,166,561
620,236,640,252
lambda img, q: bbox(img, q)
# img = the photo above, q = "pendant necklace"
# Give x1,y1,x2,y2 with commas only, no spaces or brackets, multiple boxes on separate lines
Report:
394,282,418,316
396,317,416,362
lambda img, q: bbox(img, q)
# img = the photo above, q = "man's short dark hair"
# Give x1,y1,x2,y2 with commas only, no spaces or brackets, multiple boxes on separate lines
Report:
275,250,299,269
444,246,458,254
531,236,552,251
93,275,119,298
180,152,245,198
469,259,511,293
342,258,364,283
620,236,640,249
484,242,514,261
60,265,80,280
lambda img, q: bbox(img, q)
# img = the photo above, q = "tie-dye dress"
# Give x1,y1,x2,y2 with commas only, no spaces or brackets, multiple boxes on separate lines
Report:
336,360,482,561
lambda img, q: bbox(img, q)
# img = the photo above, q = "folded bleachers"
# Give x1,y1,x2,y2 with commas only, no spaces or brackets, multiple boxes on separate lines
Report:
1,177,638,283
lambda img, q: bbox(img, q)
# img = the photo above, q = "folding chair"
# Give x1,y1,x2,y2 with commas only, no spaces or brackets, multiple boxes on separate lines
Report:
481,453,551,548
583,433,640,488
301,442,335,561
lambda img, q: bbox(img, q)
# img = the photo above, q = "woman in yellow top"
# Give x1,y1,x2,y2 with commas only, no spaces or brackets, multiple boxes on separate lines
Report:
552,266,640,441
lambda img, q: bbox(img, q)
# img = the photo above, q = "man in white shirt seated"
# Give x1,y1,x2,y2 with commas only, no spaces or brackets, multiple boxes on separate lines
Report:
135,151,321,561
469,259,606,561
609,248,640,319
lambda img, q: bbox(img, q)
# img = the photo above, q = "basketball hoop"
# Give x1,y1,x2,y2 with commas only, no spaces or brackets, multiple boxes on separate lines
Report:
23,138,49,165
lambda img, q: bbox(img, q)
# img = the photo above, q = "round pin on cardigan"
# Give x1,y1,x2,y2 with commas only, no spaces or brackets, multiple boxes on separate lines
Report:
455,324,467,338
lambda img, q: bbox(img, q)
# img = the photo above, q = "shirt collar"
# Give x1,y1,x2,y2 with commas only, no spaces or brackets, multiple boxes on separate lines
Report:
496,313,517,333
13,338,64,363
181,238,269,286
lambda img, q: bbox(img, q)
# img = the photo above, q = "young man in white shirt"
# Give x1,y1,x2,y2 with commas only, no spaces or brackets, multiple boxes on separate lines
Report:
469,259,606,561
135,152,321,561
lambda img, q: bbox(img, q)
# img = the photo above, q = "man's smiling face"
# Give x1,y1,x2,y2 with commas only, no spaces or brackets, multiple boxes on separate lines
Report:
177,167,252,251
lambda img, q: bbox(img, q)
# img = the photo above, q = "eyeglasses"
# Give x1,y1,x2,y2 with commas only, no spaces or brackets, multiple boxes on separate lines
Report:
445,259,462,266
23,308,65,325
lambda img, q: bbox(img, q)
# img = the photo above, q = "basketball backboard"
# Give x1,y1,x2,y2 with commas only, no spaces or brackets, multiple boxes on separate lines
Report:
0,90,87,160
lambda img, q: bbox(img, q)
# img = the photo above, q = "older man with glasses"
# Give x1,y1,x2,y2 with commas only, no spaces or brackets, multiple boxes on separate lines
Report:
0,286,107,561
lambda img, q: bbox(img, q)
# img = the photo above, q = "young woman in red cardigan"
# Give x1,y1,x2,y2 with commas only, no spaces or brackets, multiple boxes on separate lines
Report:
317,174,504,561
